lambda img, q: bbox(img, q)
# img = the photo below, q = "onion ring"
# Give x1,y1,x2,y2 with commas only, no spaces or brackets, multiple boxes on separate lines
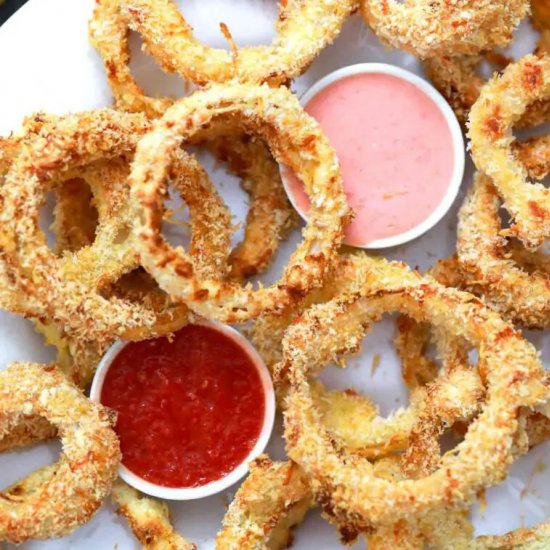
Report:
0,362,120,543
216,456,312,549
90,7,299,282
116,0,357,86
128,83,350,323
0,109,232,342
281,257,548,528
112,479,196,550
468,54,550,250
457,172,550,328
89,0,173,119
425,6,550,128
361,0,528,59
254,254,482,463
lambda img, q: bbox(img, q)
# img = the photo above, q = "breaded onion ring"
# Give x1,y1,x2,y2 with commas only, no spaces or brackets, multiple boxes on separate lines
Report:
468,54,550,250
117,0,357,86
254,254,482,464
112,479,195,550
0,363,120,543
128,83,350,323
457,172,550,328
425,6,550,128
281,258,548,528
216,456,312,549
89,0,173,119
0,110,232,342
361,0,528,59
424,51,550,129
90,7,299,283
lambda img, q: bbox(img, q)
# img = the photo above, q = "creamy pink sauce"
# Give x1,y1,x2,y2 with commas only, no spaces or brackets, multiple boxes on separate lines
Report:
284,73,455,246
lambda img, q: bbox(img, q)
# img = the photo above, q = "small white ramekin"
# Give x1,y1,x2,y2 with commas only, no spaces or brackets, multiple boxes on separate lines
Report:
90,319,276,500
281,62,465,249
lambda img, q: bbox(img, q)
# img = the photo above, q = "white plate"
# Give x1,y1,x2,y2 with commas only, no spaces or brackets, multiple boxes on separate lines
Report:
0,2,549,549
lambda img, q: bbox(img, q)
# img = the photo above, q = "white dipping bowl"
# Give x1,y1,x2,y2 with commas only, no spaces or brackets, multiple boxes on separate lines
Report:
90,319,276,500
280,62,465,249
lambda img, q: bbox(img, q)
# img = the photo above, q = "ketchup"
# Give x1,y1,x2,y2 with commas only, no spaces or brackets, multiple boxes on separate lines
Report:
101,324,265,488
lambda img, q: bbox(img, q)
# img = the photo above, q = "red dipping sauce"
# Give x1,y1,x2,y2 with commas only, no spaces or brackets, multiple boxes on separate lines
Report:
101,324,266,488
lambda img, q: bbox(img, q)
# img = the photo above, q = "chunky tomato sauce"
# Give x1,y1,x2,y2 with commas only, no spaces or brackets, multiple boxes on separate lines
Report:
101,324,265,488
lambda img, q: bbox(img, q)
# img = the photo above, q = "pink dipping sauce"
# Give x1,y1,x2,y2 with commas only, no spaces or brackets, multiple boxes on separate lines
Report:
284,73,455,246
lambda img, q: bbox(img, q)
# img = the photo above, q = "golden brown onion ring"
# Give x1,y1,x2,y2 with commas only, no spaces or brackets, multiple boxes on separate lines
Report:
112,479,195,550
361,0,528,59
281,257,548,528
216,456,312,549
0,363,120,543
468,54,550,250
89,7,299,283
128,83,350,323
457,172,550,329
424,49,550,129
117,0,357,86
89,0,173,119
425,6,550,128
0,110,232,342
255,254,481,459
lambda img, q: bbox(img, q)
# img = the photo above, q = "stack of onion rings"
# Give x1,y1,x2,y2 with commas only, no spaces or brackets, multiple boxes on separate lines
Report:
0,109,232,344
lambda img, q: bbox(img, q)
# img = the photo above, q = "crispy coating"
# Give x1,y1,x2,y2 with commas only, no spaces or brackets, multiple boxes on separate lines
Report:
118,0,357,86
128,83,350,323
52,176,99,254
476,523,550,549
216,456,312,550
395,316,439,391
282,256,548,528
0,363,120,543
366,457,475,550
112,479,195,550
361,0,528,59
0,414,56,452
468,54,550,250
0,110,232,343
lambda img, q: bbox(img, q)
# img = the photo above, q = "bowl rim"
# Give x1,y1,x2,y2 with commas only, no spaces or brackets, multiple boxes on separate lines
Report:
89,319,276,501
280,62,466,250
